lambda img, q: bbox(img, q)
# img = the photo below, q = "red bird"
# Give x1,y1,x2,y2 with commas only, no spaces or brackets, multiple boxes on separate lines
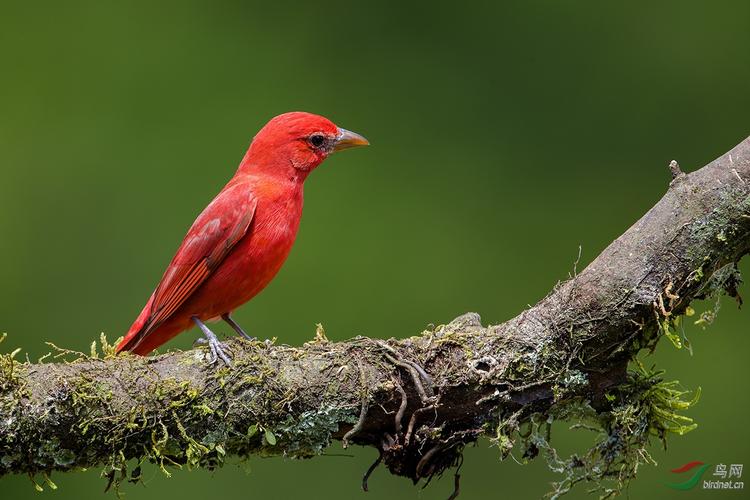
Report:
116,112,369,363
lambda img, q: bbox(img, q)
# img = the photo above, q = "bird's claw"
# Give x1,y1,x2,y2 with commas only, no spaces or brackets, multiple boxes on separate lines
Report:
192,316,232,366
206,336,232,366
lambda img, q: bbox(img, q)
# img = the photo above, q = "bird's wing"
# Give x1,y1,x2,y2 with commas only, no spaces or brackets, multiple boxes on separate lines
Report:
124,183,257,351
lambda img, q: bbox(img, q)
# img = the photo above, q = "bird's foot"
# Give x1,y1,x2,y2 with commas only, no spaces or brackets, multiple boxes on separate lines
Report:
222,313,255,341
192,316,232,366
206,336,232,366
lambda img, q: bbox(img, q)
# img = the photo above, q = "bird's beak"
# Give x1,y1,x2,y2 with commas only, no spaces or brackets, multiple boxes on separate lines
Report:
333,128,369,152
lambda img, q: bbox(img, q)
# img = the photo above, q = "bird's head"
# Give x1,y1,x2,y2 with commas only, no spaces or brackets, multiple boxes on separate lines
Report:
240,111,369,180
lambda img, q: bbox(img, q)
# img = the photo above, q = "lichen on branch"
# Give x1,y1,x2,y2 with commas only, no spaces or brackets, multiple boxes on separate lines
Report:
2,136,750,498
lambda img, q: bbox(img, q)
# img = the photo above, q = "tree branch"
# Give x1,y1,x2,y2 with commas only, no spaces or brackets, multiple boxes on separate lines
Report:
2,137,750,496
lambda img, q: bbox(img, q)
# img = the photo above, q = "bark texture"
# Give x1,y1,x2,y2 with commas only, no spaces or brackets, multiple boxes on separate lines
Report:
1,137,749,496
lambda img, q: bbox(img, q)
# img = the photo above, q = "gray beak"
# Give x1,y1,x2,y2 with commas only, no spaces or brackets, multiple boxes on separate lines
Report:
333,127,370,152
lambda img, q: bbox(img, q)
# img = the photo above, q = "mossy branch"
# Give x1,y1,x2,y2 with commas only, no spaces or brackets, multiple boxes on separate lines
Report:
2,137,750,497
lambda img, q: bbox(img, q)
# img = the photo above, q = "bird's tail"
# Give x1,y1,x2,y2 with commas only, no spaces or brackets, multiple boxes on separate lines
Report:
116,296,154,354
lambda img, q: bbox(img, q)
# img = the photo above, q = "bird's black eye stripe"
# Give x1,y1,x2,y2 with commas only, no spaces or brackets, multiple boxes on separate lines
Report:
309,134,327,149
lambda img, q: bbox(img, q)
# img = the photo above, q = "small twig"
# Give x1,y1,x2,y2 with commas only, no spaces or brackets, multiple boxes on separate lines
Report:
405,405,436,446
382,352,433,403
415,444,442,478
571,245,583,278
375,341,434,399
402,359,434,392
664,282,679,302
381,433,395,449
447,454,464,500
342,360,369,448
361,450,383,492
669,159,683,179
655,293,670,317
394,381,408,434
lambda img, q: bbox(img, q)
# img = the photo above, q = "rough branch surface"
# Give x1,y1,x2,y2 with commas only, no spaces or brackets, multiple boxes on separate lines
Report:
2,137,749,496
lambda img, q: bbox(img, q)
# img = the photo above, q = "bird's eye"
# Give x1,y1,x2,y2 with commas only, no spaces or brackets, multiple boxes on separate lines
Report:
309,134,326,149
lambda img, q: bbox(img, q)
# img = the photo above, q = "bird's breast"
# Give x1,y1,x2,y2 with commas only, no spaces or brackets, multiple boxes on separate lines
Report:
245,189,303,265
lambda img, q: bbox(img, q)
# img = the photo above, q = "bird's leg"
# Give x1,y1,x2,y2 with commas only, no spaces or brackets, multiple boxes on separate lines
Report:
221,313,255,341
192,316,231,365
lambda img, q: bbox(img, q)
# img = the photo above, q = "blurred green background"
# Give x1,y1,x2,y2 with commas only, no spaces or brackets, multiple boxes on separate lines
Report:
1,1,749,498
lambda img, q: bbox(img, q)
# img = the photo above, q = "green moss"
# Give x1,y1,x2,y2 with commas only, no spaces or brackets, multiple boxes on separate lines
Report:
615,360,700,438
275,406,359,458
0,334,24,392
659,316,684,349
489,354,700,499
552,370,588,402
0,334,29,459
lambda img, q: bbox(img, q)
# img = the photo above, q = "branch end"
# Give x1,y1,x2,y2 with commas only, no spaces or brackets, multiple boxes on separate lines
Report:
669,159,684,180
